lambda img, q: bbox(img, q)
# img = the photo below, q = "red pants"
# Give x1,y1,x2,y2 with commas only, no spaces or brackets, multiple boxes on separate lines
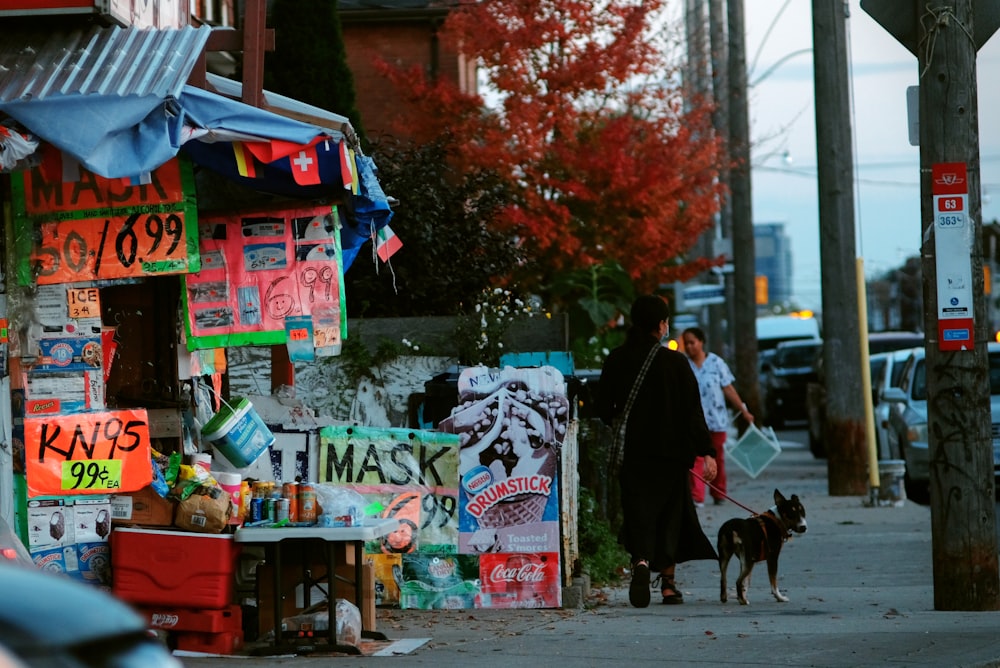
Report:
691,431,728,503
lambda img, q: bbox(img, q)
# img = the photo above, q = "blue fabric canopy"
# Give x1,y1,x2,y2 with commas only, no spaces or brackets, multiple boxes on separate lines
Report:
0,26,393,272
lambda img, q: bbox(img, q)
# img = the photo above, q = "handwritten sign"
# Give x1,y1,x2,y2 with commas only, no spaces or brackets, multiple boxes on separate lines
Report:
319,426,461,553
25,409,152,497
183,205,346,350
67,287,101,319
11,150,200,285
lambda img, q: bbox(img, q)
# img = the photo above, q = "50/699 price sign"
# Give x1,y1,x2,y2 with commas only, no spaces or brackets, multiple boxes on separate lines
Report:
32,212,195,284
12,155,200,286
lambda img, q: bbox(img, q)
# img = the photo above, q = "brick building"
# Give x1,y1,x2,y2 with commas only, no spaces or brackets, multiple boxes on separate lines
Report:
338,0,476,140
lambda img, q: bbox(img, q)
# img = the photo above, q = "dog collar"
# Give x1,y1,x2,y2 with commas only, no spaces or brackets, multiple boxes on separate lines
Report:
761,507,792,540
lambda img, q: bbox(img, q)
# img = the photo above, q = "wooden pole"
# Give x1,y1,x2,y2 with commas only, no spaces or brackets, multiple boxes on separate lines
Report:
916,0,999,611
811,0,866,494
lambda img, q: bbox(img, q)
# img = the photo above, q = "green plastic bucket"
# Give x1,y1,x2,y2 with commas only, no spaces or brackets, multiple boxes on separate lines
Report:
201,397,274,468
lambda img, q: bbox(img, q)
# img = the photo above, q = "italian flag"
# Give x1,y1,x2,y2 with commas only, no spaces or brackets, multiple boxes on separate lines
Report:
375,225,403,262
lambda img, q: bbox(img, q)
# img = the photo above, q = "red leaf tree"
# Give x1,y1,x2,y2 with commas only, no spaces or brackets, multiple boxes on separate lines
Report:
375,0,726,295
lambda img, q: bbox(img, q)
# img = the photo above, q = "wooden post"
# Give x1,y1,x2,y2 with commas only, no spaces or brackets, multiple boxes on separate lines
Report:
811,0,866,495
863,0,1000,611
916,0,999,612
727,0,761,418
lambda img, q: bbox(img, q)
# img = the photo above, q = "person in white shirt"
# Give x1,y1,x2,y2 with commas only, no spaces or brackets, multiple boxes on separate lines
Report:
681,327,754,506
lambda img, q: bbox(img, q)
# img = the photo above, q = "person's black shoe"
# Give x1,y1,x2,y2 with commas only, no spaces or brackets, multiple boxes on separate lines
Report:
661,577,684,604
629,562,651,608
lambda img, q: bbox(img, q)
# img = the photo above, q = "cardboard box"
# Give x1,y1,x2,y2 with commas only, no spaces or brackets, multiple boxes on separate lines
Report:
111,527,239,609
111,486,175,527
27,498,72,550
256,559,375,636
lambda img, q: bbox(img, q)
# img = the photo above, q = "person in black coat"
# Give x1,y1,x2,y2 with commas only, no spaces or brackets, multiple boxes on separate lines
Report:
596,294,719,607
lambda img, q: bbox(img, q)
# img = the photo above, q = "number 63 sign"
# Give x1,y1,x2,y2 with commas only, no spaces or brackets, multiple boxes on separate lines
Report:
24,409,152,498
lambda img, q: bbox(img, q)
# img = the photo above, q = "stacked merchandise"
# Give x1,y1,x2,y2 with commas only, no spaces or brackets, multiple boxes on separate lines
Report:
25,496,112,587
109,452,244,654
111,527,243,654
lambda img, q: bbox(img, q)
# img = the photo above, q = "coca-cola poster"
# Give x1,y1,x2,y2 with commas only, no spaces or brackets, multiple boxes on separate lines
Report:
478,552,561,608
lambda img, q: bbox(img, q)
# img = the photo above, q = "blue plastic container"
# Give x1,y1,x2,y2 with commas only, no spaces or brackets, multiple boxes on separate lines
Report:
201,397,274,468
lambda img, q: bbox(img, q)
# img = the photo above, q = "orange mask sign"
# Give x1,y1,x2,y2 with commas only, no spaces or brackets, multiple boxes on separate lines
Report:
11,149,200,285
24,409,152,497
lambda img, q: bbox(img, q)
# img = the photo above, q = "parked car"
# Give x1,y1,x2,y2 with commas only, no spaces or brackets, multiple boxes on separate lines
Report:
872,346,923,460
881,342,1000,504
762,339,823,428
805,331,924,458
0,516,180,667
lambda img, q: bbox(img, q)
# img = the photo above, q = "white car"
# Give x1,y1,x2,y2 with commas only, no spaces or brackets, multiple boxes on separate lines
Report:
882,342,1000,504
872,347,923,460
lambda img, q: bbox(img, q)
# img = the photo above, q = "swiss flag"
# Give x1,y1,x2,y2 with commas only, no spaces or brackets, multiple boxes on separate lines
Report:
288,145,322,186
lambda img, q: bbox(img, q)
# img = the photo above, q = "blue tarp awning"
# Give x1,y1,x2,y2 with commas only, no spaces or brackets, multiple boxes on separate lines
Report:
0,25,393,270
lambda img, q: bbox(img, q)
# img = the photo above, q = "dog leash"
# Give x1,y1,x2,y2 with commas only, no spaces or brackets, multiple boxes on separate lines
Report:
691,471,795,543
690,471,761,516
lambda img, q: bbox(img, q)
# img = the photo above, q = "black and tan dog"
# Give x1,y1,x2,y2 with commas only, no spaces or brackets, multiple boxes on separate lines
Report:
718,489,807,605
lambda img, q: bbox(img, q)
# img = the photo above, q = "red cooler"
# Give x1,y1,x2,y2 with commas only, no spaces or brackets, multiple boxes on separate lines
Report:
111,527,239,609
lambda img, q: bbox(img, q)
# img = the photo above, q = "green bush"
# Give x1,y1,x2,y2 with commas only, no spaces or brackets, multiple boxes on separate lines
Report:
577,486,628,586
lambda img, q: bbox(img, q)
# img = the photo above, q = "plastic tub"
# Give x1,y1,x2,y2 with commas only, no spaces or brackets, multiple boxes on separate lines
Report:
201,397,275,468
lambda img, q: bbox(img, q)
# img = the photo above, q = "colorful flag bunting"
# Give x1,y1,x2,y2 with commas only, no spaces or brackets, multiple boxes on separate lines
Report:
233,142,257,178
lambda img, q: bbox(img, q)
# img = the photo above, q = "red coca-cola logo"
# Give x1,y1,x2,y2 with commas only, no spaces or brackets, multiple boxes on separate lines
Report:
489,561,546,583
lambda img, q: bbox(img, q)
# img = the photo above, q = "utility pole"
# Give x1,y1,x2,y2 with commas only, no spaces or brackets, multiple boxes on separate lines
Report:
709,0,734,360
727,0,760,416
812,0,866,495
862,0,1000,611
685,0,727,355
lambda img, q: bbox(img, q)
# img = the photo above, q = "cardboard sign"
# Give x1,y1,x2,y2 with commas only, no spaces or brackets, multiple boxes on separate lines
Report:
183,205,346,350
25,409,152,497
11,150,200,285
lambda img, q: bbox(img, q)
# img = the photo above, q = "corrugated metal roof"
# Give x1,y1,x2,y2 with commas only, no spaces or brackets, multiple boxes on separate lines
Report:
0,24,212,104
205,72,356,147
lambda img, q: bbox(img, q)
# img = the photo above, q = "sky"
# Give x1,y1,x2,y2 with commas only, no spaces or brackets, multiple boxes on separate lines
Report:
744,1,1000,312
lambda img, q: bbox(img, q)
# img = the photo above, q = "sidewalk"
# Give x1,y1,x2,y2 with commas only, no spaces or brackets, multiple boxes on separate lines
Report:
179,437,1000,668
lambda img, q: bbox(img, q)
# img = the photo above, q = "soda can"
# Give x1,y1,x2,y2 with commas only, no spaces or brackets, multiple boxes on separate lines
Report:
298,483,318,524
250,497,264,523
264,497,276,522
282,482,299,522
276,498,290,523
